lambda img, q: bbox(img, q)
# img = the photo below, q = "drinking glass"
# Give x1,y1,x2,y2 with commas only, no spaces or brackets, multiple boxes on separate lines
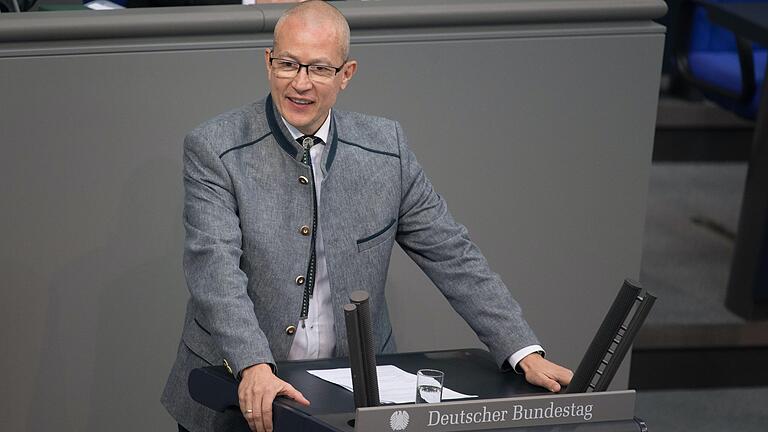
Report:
415,369,444,404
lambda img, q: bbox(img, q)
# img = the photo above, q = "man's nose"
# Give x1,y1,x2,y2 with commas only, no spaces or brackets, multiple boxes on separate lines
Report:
291,66,313,91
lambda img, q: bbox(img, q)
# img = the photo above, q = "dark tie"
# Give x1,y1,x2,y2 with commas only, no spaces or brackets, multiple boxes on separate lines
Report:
297,135,322,324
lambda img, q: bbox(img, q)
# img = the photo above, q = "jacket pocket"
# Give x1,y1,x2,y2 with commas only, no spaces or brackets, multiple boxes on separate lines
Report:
182,317,219,366
357,218,397,252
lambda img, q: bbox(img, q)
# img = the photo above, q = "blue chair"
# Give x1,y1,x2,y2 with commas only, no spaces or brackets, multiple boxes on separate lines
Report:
674,0,768,120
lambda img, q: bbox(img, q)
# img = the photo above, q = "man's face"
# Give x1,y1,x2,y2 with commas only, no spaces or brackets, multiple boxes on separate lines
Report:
265,17,357,136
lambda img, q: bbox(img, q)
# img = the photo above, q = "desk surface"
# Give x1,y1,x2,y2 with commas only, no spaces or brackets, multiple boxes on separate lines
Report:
276,349,543,417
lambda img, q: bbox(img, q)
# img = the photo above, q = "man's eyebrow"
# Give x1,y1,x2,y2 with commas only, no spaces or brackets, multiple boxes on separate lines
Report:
273,50,336,65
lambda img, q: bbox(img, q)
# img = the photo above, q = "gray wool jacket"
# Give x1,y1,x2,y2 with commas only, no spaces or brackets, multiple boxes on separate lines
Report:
162,94,539,431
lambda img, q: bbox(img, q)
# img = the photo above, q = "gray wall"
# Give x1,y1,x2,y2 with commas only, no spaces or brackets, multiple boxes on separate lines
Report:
0,1,665,431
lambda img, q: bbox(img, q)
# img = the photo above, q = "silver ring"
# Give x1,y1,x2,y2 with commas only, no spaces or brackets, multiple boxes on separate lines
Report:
245,409,253,414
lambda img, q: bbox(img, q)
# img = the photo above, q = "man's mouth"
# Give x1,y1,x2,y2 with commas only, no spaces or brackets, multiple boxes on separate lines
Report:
288,97,314,106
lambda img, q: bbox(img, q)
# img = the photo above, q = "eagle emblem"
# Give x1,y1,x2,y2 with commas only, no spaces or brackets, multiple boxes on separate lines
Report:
389,410,410,431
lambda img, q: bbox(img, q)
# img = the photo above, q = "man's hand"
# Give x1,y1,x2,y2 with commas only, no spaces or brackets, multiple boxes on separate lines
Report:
518,353,573,393
238,363,311,432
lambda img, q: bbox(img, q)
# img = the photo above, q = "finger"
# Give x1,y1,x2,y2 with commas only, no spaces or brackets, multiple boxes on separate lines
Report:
242,406,256,432
544,365,573,387
547,379,562,393
528,372,561,393
541,375,561,393
280,384,311,406
538,360,573,387
261,391,276,432
249,403,261,432
246,408,258,432
541,373,562,392
239,394,257,432
252,394,266,432
557,368,574,385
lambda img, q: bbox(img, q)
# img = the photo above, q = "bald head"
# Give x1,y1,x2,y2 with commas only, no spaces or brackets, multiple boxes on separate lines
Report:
273,1,351,62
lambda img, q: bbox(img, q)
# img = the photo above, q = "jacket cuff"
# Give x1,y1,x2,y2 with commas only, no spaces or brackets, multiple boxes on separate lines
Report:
231,353,277,380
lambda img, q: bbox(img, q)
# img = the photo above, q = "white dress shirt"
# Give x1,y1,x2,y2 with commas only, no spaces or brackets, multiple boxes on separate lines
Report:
283,113,336,360
280,112,543,370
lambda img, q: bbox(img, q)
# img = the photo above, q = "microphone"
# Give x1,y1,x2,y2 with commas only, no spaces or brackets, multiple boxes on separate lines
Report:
344,290,380,407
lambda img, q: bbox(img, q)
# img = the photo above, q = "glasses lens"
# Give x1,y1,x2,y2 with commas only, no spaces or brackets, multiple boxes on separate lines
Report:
308,65,337,80
273,59,299,79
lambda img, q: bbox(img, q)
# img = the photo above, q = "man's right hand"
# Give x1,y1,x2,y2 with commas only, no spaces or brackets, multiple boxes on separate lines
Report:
238,363,311,432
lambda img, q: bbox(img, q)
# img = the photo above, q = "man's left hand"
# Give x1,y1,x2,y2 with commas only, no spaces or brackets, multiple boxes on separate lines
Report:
518,353,573,393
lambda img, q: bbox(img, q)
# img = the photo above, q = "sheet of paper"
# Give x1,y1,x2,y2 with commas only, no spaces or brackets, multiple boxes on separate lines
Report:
307,365,478,404
84,0,125,9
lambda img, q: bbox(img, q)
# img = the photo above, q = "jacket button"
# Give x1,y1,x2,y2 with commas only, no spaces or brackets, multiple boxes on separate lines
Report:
298,176,309,185
285,325,296,335
223,359,234,376
300,225,311,236
295,275,305,285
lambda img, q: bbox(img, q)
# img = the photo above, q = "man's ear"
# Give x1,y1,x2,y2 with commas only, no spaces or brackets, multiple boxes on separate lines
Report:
339,60,358,90
264,48,273,76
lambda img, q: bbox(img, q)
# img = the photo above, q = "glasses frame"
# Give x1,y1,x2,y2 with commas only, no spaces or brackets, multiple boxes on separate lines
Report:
268,50,347,81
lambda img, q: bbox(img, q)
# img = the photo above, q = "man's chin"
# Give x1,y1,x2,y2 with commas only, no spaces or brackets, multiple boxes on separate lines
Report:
283,111,317,131
285,117,310,131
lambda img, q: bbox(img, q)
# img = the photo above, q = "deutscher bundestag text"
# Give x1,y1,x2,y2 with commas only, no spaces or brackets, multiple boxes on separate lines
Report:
427,402,594,427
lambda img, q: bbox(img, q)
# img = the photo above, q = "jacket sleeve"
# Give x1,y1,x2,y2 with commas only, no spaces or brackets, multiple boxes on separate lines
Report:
182,131,275,376
393,121,540,370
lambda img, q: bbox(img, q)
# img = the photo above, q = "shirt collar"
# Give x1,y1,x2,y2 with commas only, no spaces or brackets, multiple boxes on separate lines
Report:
281,111,332,144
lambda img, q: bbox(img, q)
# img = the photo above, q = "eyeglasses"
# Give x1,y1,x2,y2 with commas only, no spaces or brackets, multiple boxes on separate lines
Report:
269,51,346,82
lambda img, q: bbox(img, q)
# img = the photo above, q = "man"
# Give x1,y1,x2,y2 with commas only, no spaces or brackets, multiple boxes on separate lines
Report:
162,2,573,432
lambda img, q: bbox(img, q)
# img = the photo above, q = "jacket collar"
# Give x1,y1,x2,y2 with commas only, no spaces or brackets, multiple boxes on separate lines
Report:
265,94,338,174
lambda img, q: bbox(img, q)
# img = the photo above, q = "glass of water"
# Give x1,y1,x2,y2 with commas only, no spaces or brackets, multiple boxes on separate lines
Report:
415,369,444,404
